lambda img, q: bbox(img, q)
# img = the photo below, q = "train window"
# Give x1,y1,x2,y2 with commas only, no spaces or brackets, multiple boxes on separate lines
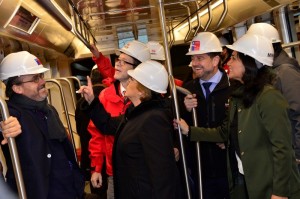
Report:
7,6,40,34
117,26,148,48
138,28,148,44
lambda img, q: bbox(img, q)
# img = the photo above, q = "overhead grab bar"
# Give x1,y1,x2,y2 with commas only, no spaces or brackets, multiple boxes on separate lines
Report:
180,3,192,42
210,0,228,31
204,0,213,31
66,0,96,49
169,19,175,48
168,23,172,48
165,0,212,34
193,1,202,36
0,97,27,199
171,20,175,47
282,41,300,48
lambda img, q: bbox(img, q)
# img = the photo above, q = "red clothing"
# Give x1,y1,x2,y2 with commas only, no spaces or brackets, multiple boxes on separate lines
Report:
174,79,183,87
223,64,230,75
92,54,115,87
88,121,105,174
88,83,131,176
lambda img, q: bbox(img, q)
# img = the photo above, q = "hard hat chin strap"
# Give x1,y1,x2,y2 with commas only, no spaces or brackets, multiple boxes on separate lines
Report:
255,60,264,69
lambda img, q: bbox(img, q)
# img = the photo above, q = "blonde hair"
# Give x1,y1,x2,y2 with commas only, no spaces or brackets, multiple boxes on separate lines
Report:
136,81,152,101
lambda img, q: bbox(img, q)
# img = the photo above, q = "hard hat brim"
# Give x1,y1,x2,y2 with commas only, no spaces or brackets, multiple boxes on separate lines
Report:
186,49,222,56
117,48,141,62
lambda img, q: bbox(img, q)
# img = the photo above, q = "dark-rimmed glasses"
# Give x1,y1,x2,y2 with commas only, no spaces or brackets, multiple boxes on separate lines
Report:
115,58,137,67
15,73,45,85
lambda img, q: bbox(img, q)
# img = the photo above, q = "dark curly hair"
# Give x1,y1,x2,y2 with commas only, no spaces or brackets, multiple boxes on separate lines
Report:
4,76,19,98
237,52,275,108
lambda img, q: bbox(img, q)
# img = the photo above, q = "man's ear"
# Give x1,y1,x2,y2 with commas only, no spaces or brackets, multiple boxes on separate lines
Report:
213,56,221,67
12,85,23,94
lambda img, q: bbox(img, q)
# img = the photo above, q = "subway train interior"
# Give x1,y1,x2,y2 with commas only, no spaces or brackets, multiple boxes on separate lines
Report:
1,0,300,198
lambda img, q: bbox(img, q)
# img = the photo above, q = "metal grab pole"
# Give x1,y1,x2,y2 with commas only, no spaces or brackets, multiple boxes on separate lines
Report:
176,86,203,199
0,97,27,199
157,1,191,198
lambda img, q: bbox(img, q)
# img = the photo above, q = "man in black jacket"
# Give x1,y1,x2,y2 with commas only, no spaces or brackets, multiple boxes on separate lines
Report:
182,32,230,199
0,51,84,199
75,66,107,198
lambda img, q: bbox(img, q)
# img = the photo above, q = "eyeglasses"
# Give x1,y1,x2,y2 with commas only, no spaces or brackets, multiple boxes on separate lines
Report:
115,58,137,67
15,73,45,85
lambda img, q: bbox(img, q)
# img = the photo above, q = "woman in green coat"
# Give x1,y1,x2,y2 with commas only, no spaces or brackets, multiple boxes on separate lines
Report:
176,33,300,199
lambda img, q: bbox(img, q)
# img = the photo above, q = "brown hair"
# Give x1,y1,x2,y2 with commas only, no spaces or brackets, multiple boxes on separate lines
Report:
136,81,152,102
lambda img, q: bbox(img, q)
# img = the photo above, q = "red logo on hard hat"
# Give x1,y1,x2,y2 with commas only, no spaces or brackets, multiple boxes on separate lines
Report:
191,41,200,51
35,58,42,65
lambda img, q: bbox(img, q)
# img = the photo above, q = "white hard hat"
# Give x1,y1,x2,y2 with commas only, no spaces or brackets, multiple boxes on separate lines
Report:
247,23,281,43
147,41,165,61
219,36,229,46
117,40,151,62
0,51,49,81
127,60,168,94
92,64,98,70
186,32,222,55
226,34,274,66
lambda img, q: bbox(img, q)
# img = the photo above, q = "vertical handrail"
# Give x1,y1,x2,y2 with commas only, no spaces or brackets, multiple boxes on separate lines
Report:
55,78,77,109
193,1,202,36
168,20,175,48
210,0,228,31
204,0,212,31
65,76,83,98
0,98,27,199
45,79,78,163
180,3,192,42
157,1,191,198
176,86,203,199
65,76,82,88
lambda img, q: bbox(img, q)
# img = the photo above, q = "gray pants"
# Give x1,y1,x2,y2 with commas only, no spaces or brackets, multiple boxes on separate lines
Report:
107,176,114,199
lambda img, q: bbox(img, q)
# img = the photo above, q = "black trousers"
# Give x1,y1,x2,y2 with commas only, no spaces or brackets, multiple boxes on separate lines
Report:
231,172,249,199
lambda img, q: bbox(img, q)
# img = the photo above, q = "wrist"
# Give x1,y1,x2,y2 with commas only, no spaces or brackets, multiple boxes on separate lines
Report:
184,126,190,136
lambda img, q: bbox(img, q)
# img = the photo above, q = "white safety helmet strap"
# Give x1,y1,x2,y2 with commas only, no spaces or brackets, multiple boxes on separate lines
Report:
127,60,168,93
